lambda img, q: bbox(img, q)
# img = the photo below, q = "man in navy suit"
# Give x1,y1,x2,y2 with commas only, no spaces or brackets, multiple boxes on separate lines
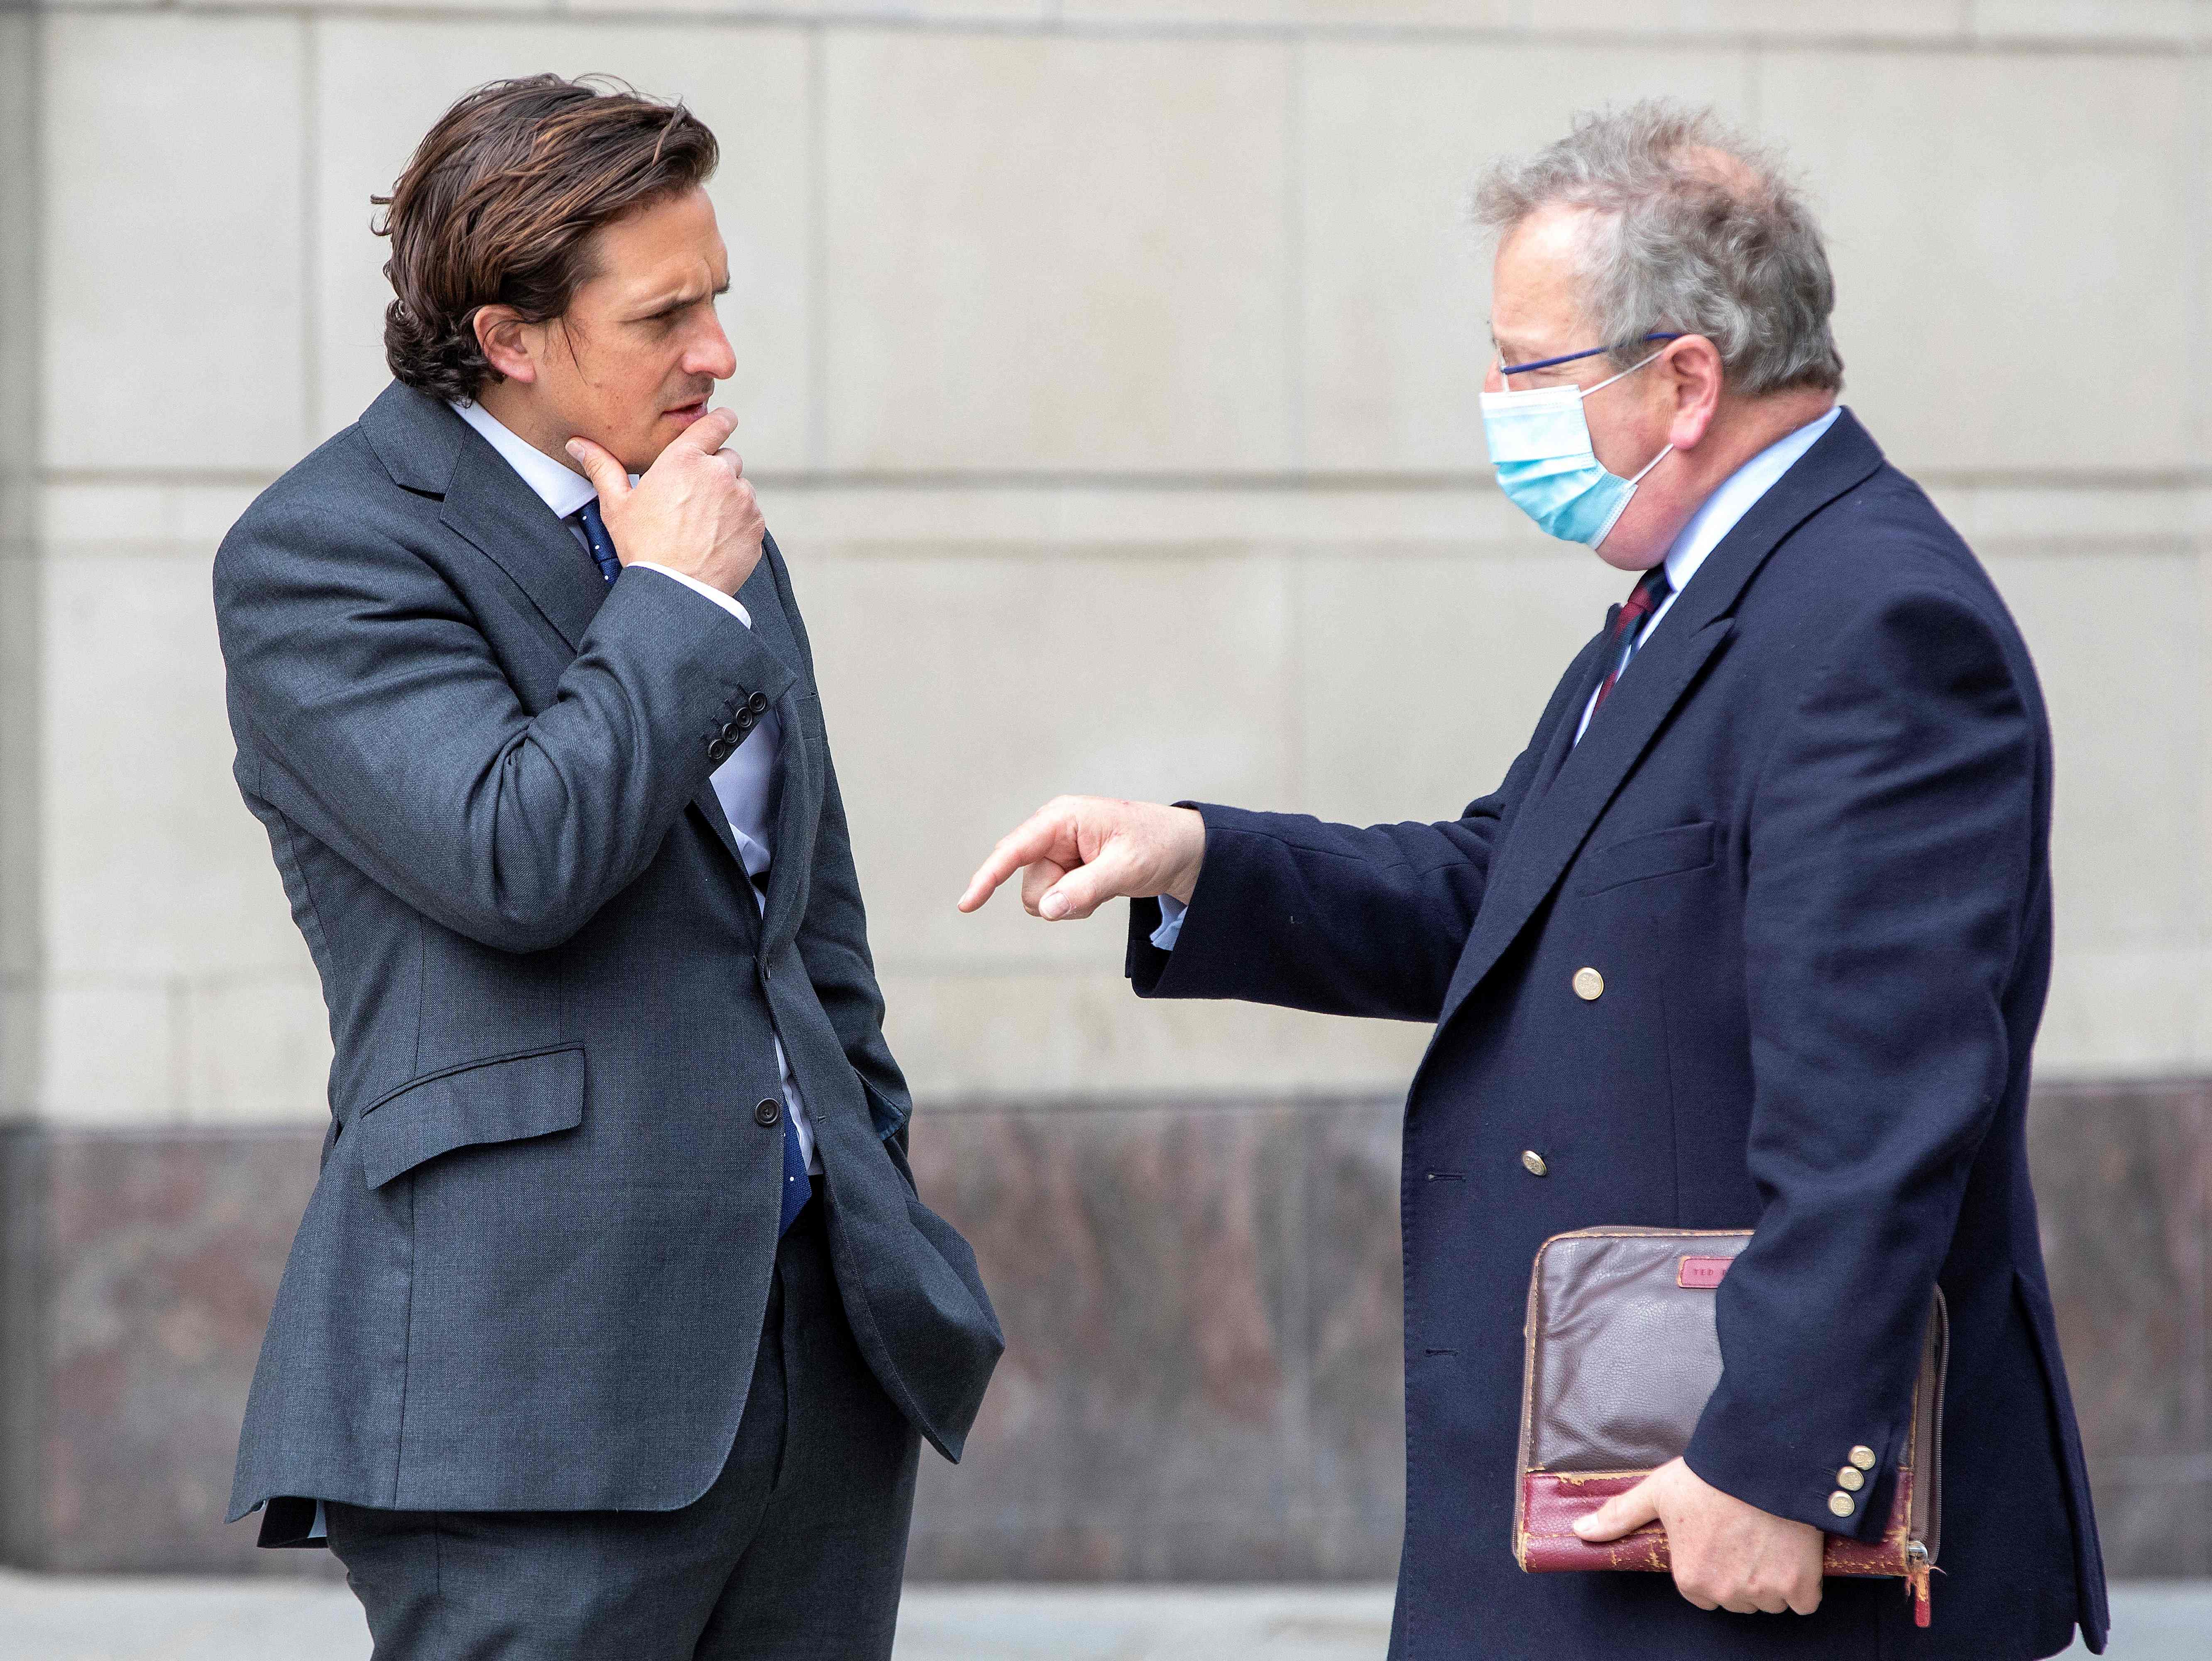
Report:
962,103,2105,1659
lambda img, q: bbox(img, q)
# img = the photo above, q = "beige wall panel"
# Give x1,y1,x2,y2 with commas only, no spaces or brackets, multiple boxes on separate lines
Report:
1984,547,2204,953
186,0,551,10
2037,946,2210,1078
40,556,307,981
790,548,1296,972
0,8,35,467
314,20,814,468
0,984,36,1122
1299,40,1748,475
1759,48,2188,477
573,1,1043,16
882,968,1430,1101
40,17,306,472
822,31,1293,473
1524,0,1968,34
0,548,37,986
1298,547,1623,826
1967,0,2201,43
1064,2,1510,21
35,982,176,1125
182,974,332,1123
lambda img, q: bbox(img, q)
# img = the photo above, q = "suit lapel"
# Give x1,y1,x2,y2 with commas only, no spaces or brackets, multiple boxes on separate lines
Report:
1529,612,1618,806
439,435,609,653
690,784,749,874
1431,408,1888,1032
1436,613,1736,1027
704,535,820,948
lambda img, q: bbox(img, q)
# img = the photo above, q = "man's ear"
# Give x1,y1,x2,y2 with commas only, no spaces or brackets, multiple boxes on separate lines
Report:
1666,335,1725,451
472,305,538,385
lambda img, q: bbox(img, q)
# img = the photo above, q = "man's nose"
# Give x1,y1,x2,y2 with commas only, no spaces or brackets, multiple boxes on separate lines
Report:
689,316,737,382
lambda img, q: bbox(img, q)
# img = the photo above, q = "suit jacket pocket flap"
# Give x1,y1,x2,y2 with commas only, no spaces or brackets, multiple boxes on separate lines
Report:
1573,820,1715,896
357,1045,585,1190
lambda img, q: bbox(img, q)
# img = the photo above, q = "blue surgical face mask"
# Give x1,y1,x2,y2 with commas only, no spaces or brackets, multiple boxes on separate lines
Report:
1480,349,1674,549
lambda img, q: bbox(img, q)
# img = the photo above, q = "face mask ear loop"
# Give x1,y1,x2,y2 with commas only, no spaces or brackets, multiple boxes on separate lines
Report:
1627,443,1674,486
1582,344,1671,399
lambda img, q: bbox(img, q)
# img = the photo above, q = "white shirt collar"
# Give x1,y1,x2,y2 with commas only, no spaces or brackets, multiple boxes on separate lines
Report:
1661,404,1842,598
450,398,599,521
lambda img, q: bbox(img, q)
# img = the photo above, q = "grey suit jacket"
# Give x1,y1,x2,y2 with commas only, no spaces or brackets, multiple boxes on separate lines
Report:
215,383,1001,1532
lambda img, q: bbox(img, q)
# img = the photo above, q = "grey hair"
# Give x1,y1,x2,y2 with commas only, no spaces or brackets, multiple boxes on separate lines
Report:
1472,101,1843,397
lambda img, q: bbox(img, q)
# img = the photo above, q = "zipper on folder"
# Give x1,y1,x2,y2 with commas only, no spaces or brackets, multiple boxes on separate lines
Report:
1906,1539,1931,1627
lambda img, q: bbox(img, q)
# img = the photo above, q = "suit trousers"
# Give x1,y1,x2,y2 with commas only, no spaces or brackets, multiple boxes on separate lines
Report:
325,1198,922,1661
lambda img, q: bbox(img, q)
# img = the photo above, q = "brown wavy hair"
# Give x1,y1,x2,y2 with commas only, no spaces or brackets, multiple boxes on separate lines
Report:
373,76,719,404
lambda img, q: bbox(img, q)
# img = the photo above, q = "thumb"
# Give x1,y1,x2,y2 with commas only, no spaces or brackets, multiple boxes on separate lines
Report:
565,436,631,505
1574,1478,1663,1543
1037,843,1133,922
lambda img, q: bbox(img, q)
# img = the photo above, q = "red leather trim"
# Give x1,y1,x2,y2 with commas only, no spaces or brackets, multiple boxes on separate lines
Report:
1516,1470,1912,1578
1676,1255,1732,1289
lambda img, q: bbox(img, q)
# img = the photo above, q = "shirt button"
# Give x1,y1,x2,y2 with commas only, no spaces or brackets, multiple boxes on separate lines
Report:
1521,1150,1549,1177
1572,967,1604,1001
754,1098,781,1127
1827,1491,1855,1518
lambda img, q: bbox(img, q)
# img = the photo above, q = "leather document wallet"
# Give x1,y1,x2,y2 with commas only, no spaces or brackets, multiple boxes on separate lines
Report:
1515,1228,1947,1626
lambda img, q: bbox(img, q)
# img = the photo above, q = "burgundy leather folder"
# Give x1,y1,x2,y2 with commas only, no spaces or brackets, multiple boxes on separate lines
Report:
1515,1228,1945,1626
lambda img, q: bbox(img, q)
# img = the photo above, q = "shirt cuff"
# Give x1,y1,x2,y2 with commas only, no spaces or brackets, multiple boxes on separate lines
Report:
1150,894,1187,950
630,561,754,630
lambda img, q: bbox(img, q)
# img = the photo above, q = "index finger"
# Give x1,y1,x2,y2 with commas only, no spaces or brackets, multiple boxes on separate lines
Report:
958,811,1067,913
670,407,739,455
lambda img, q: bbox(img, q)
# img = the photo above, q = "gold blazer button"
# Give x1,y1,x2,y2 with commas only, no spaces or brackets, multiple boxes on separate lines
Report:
1837,1466,1864,1492
1572,967,1605,1001
1828,1491,1855,1518
1849,1445,1877,1470
1521,1150,1549,1177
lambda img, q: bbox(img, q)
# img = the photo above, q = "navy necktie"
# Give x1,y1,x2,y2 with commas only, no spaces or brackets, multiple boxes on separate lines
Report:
576,498,622,586
1590,564,1673,719
751,866,813,1237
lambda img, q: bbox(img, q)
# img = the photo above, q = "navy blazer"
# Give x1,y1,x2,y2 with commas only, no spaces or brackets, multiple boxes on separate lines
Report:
1128,412,2105,1659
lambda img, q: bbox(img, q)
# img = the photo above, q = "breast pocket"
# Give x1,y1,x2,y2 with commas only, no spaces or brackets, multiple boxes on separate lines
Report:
1572,820,1716,897
353,1044,585,1190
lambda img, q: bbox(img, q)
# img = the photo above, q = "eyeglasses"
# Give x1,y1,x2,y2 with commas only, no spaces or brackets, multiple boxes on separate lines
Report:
1497,333,1683,378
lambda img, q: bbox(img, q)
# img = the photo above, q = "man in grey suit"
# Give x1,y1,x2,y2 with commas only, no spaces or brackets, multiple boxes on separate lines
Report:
213,76,1001,1658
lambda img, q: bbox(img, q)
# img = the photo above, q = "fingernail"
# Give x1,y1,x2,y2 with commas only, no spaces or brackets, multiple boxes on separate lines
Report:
1040,893,1068,921
1572,1517,1597,1536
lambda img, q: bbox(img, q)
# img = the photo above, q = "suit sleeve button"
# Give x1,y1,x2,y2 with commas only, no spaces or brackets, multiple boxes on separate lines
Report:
707,738,733,764
749,691,771,715
1827,1491,1855,1518
1836,1466,1864,1491
1572,967,1604,1001
1520,1150,1548,1177
1849,1445,1877,1470
754,1098,781,1127
720,719,745,743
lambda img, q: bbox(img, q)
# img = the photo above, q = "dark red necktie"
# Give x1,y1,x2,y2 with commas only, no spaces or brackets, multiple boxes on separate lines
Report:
1590,565,1674,718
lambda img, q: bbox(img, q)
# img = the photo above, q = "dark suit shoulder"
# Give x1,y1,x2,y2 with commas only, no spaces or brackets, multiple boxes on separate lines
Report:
215,421,449,599
1742,460,2021,654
